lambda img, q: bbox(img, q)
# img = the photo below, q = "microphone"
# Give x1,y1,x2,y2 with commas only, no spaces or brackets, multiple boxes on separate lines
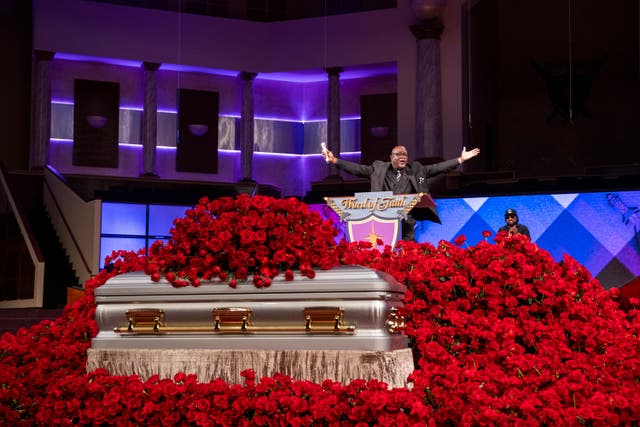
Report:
321,142,330,163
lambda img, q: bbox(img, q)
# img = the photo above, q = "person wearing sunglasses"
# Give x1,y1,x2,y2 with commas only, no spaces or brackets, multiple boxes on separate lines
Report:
322,144,480,241
498,208,531,239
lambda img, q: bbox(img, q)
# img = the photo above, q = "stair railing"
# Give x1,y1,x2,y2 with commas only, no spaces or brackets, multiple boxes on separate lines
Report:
0,164,45,308
43,165,101,287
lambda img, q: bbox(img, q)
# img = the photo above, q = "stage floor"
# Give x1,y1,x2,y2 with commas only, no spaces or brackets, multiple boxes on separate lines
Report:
0,308,63,335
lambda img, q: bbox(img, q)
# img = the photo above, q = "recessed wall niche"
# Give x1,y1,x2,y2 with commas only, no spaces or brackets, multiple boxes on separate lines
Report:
360,93,397,165
73,79,120,168
176,88,219,174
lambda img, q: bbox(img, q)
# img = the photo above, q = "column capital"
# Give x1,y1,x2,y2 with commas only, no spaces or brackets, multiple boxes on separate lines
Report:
410,18,444,40
324,67,344,77
142,61,161,71
34,50,55,61
411,0,446,21
239,71,258,81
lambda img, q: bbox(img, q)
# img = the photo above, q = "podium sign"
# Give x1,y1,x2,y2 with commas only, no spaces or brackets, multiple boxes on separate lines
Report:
324,191,424,249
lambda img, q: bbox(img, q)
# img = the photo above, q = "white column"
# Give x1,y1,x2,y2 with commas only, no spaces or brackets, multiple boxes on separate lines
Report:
30,50,54,170
325,67,343,177
411,18,445,160
239,71,257,182
141,62,160,176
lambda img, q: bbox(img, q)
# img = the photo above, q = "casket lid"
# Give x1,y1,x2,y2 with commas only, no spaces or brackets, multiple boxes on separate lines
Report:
95,265,406,300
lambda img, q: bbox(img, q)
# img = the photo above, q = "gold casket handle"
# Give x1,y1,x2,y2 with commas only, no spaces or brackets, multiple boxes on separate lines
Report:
212,307,252,331
303,306,354,333
124,308,164,333
114,306,356,335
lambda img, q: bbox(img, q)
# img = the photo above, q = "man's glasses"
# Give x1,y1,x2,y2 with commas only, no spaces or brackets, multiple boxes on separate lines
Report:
505,214,517,218
392,152,408,158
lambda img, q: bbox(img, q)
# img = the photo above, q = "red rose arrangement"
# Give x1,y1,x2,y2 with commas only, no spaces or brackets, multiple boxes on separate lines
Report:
1,195,640,426
142,195,341,287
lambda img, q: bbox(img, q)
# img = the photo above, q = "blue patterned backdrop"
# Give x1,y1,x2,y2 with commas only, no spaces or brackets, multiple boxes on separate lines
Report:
313,190,640,289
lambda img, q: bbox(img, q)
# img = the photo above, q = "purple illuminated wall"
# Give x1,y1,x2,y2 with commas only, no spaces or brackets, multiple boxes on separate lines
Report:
49,139,362,197
46,51,397,196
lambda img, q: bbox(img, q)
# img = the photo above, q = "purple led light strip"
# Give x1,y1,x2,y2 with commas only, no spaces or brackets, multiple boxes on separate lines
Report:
51,101,361,123
49,139,360,158
53,53,396,84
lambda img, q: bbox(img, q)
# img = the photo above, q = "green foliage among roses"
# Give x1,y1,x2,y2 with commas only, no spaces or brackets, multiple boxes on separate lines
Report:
1,195,640,426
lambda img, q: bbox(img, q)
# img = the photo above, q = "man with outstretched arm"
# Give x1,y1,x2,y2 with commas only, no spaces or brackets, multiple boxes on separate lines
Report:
322,145,480,242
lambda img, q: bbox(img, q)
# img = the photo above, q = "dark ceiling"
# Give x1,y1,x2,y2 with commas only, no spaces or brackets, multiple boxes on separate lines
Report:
87,0,397,22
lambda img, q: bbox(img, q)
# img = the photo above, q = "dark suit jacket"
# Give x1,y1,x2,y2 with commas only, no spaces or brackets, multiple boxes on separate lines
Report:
498,223,531,239
334,158,460,223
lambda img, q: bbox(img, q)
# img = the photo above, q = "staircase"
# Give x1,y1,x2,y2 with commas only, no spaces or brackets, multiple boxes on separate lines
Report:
26,205,80,308
5,172,81,308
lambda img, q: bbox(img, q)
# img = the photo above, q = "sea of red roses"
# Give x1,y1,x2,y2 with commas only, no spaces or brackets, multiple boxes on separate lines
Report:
1,195,640,426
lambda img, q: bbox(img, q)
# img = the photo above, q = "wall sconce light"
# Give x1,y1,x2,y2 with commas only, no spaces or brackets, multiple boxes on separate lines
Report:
86,114,108,129
187,123,209,137
370,126,390,138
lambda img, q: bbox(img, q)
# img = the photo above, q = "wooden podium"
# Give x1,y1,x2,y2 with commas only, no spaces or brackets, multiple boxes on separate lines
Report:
325,191,432,249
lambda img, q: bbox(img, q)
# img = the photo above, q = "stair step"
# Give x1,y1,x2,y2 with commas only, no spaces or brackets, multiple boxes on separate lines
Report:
26,206,81,307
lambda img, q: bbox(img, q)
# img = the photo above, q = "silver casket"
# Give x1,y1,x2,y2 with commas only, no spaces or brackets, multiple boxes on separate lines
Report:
92,265,408,351
88,265,414,387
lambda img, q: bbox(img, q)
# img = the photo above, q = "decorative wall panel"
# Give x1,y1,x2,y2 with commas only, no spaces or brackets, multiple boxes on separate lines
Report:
360,93,397,165
73,79,120,168
176,89,219,173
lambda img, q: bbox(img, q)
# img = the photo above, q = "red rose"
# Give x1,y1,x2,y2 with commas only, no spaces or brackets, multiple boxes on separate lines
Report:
240,369,256,382
454,234,467,246
284,269,294,281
